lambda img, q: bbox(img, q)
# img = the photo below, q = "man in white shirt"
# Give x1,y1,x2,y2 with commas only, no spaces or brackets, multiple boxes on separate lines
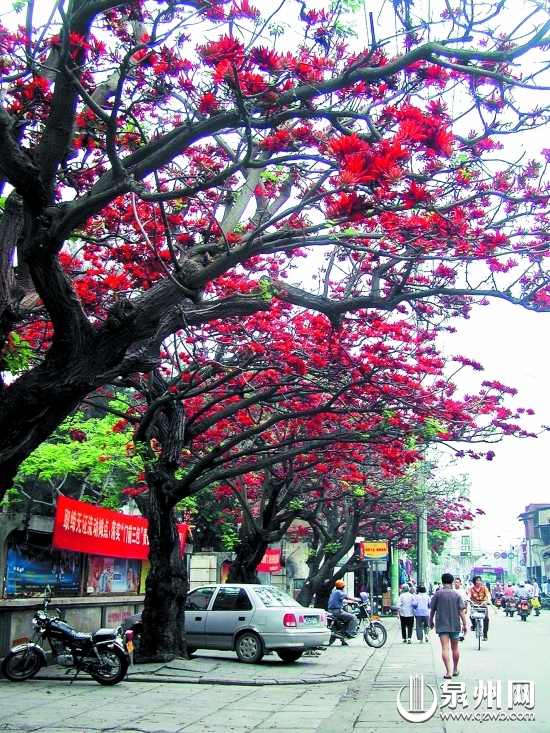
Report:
453,578,468,640
531,577,541,616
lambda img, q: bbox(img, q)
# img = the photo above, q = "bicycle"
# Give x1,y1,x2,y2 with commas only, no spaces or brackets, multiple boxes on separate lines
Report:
470,605,487,650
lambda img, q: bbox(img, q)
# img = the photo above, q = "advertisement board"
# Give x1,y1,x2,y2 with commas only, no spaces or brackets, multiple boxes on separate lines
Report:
86,555,141,594
5,531,82,597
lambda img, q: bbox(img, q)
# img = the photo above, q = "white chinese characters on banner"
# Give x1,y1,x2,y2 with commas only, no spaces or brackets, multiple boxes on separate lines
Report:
62,509,149,546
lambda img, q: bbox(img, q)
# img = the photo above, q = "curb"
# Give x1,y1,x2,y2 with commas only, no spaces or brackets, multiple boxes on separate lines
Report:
30,654,369,686
125,673,361,685
125,648,372,685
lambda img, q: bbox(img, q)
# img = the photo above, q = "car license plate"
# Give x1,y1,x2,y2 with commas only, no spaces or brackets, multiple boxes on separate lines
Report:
126,640,134,653
304,615,318,626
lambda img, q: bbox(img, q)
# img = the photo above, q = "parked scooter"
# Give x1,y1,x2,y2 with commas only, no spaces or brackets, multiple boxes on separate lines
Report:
516,598,531,622
1,587,130,685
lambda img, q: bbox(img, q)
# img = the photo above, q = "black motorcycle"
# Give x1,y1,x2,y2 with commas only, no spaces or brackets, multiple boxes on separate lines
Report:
327,612,355,646
328,601,387,648
1,587,130,685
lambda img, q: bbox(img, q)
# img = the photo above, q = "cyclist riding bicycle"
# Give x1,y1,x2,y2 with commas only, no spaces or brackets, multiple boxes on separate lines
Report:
468,576,491,641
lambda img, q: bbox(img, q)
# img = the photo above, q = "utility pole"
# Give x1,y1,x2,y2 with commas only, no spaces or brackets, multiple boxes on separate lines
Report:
417,506,429,587
390,544,399,608
416,462,430,587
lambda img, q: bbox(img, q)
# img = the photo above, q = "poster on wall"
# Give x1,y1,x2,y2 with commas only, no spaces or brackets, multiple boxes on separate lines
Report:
86,556,140,594
5,531,82,597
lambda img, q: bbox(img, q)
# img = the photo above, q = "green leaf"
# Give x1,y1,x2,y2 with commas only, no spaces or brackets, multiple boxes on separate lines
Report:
1,333,33,375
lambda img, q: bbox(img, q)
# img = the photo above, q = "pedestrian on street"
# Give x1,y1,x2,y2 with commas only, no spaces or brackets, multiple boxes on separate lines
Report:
412,584,430,643
531,577,541,616
328,579,360,639
429,572,468,679
397,584,415,644
453,578,469,640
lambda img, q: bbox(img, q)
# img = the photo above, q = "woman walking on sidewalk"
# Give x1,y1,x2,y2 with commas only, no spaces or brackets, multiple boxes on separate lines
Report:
398,584,415,643
412,585,431,643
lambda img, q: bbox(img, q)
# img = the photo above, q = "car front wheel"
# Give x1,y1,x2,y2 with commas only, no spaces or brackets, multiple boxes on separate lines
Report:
276,650,303,663
235,631,264,664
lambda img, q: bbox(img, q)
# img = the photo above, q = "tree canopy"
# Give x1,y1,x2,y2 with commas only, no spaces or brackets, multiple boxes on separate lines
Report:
1,0,550,496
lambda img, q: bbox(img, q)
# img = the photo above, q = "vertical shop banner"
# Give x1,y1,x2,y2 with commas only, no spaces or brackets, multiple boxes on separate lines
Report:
53,495,187,560
257,548,282,572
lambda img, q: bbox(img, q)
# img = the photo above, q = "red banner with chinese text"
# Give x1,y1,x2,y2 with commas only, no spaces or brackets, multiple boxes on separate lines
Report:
257,548,282,572
53,495,187,560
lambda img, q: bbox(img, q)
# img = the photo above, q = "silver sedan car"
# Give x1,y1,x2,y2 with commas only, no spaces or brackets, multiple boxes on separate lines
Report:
123,584,330,663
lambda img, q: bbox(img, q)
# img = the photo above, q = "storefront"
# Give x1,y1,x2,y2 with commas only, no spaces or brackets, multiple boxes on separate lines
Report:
0,498,187,656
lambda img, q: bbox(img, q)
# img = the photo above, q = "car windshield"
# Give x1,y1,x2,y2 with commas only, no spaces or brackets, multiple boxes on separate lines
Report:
253,586,301,608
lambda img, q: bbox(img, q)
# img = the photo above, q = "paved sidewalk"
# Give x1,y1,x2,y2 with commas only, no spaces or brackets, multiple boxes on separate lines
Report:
30,619,398,686
4,613,546,732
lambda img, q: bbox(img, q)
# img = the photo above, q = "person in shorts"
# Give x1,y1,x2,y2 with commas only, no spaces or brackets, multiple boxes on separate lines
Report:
429,573,468,679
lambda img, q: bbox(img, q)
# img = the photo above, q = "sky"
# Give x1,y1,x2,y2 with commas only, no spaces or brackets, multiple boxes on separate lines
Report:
438,301,550,553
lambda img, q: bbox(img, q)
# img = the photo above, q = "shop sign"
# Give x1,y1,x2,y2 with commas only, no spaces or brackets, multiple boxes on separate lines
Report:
360,541,389,561
53,495,187,560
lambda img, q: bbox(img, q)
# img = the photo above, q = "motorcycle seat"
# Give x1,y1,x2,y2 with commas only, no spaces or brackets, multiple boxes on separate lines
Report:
74,632,92,643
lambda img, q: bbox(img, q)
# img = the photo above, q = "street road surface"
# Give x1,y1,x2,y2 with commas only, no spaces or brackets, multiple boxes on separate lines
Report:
0,611,548,732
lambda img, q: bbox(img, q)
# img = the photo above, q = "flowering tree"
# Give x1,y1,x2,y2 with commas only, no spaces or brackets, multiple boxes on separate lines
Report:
93,305,528,658
289,463,479,608
2,0,550,501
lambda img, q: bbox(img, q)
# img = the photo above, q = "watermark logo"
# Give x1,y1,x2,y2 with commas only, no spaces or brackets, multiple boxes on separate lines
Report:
397,677,535,723
397,674,438,722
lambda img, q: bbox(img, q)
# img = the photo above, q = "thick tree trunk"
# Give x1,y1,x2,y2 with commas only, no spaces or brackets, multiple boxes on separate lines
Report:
137,482,188,662
295,563,336,609
314,581,335,611
227,532,268,583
